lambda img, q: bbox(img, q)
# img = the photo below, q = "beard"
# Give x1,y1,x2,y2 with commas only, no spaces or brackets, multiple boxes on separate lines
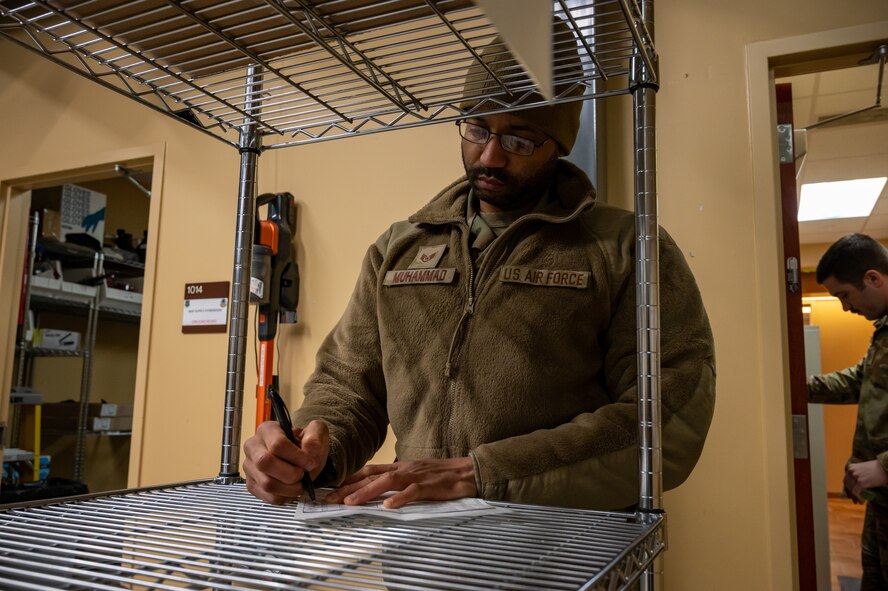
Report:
463,152,559,212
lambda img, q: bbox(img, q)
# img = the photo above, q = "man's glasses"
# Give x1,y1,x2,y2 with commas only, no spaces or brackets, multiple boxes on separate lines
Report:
457,121,551,157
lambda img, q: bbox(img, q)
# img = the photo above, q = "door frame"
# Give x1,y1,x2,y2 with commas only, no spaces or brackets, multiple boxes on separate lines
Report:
0,143,166,488
746,20,888,590
775,80,818,591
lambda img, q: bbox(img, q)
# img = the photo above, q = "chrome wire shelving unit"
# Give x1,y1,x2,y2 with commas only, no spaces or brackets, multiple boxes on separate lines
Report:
0,1,663,589
0,0,653,148
0,481,663,590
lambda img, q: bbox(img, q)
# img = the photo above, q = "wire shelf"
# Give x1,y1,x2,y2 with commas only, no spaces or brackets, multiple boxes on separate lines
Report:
0,4,664,590
0,481,663,590
21,346,86,357
0,0,655,150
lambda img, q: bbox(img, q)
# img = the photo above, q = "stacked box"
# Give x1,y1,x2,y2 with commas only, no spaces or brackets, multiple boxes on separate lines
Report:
34,208,62,241
100,284,142,313
98,403,134,417
31,328,81,351
91,416,133,431
92,402,133,431
41,402,134,432
31,184,107,245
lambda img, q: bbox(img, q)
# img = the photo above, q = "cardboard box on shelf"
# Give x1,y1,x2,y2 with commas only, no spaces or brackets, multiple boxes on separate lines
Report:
59,281,97,304
31,328,81,351
91,416,133,432
30,274,62,294
36,208,62,241
31,184,107,245
41,402,134,431
98,403,133,417
100,284,142,313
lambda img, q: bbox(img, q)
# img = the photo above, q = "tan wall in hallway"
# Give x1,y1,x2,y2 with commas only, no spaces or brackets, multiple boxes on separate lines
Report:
0,42,241,489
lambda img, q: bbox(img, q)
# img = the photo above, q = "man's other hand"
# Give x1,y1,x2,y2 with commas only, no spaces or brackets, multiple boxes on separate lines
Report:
844,460,888,504
243,419,329,504
324,457,477,509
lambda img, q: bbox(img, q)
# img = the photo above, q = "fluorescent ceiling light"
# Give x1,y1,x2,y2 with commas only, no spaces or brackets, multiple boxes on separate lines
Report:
798,177,887,222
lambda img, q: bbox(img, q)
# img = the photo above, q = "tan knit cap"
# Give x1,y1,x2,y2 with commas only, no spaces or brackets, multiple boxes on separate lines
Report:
459,18,585,155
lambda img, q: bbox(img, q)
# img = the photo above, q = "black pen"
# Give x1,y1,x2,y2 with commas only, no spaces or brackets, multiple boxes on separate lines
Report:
268,383,316,502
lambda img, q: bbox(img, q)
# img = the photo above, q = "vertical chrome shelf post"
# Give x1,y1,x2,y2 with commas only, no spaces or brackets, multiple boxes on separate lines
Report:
74,251,103,481
218,65,264,482
630,0,661,588
9,212,41,449
15,212,40,390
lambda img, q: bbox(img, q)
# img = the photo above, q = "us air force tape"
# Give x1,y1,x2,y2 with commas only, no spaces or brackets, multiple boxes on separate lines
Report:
499,266,590,289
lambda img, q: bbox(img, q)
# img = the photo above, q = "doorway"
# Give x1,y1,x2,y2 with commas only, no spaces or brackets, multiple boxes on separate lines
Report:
747,20,888,591
778,50,888,591
0,149,162,502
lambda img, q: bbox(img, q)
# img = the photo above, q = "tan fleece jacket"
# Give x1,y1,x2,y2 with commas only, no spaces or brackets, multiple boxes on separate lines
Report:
295,160,716,510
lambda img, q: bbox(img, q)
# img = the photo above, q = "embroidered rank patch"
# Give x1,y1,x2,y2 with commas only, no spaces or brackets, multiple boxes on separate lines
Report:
409,244,447,269
499,266,590,289
384,268,457,286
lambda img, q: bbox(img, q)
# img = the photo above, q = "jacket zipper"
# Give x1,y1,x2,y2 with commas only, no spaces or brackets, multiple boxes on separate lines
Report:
441,218,524,448
444,214,538,375
444,221,475,451
444,221,477,378
439,199,594,451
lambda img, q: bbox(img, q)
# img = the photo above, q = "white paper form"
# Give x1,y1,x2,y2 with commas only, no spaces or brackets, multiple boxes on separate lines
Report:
294,490,510,522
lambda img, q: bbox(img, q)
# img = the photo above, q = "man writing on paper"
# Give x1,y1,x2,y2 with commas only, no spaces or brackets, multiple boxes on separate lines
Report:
243,21,716,511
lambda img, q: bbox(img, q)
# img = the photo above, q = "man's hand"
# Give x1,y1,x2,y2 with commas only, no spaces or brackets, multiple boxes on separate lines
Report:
844,460,888,504
324,457,477,509
243,419,329,504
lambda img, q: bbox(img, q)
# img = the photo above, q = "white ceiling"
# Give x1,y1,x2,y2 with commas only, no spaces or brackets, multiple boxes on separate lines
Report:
778,52,888,245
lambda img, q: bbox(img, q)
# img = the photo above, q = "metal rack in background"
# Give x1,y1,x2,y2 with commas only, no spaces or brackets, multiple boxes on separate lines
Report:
0,1,663,589
12,213,104,483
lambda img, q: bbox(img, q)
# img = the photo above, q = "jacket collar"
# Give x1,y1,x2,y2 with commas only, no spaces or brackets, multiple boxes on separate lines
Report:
409,159,597,226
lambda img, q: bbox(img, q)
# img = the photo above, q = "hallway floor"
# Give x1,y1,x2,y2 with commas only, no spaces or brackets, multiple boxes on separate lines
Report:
829,497,865,590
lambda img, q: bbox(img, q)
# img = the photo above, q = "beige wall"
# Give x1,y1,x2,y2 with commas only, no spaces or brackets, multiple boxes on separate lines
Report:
0,43,240,488
1,2,888,590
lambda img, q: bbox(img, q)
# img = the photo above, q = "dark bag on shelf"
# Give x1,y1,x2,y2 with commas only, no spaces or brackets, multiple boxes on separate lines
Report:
0,477,89,505
65,232,102,252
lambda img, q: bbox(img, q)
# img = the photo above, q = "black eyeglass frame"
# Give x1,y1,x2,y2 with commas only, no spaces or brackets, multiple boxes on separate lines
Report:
456,121,552,157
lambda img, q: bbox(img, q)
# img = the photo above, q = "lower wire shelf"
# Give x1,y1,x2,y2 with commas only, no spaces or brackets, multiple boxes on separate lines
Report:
0,480,663,590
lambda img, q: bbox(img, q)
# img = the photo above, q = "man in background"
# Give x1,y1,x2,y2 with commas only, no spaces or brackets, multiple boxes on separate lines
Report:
808,233,888,589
